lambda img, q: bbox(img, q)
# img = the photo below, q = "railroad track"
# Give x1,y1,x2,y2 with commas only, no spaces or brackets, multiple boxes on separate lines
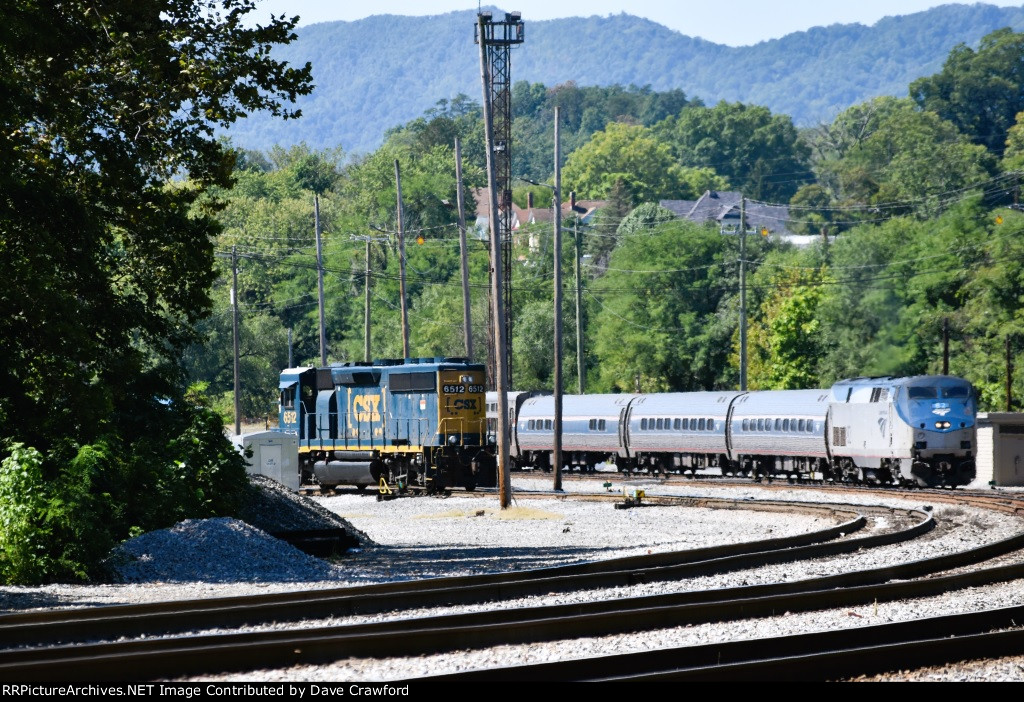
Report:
422,605,1024,681
6,489,1024,680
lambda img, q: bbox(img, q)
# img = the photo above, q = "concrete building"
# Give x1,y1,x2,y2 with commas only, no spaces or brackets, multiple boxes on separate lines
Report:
974,412,1024,487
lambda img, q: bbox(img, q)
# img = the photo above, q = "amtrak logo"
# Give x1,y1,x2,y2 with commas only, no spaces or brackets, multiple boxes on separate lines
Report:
932,402,951,416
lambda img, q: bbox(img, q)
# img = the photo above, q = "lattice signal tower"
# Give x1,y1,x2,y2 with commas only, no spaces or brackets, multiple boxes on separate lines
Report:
476,11,523,388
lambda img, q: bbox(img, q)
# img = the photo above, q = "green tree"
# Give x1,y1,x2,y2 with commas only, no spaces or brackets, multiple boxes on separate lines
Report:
657,101,811,201
910,28,1024,154
1001,111,1024,173
590,220,734,392
0,0,310,582
747,267,830,390
562,122,716,204
828,98,994,217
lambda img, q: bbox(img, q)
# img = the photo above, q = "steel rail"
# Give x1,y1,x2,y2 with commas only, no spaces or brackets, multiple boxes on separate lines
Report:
0,499,872,647
423,603,1024,681
11,519,1024,681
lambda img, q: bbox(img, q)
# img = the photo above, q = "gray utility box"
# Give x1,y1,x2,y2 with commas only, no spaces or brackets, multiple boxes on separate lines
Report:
236,431,300,491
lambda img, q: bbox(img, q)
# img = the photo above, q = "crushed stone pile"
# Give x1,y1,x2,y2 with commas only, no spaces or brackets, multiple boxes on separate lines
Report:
108,517,346,584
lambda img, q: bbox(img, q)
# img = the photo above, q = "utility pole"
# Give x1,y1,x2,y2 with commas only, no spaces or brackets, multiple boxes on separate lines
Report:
942,317,949,376
455,137,473,359
739,196,748,391
231,245,241,436
553,106,563,491
572,191,585,394
478,11,516,509
395,159,410,359
315,194,327,366
287,327,293,369
364,237,372,362
1007,336,1014,412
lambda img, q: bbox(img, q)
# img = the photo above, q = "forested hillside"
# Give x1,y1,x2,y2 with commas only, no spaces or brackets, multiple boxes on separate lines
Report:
194,27,1024,423
226,3,1024,154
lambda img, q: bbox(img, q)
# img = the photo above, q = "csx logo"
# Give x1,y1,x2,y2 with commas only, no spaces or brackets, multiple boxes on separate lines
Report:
453,399,477,411
352,394,382,422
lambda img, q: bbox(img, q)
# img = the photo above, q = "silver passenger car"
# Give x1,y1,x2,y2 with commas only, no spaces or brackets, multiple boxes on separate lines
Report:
728,389,832,477
626,392,742,472
517,393,635,470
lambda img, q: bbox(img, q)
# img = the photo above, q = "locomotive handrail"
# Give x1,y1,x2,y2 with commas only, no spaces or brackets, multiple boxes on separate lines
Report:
438,417,487,446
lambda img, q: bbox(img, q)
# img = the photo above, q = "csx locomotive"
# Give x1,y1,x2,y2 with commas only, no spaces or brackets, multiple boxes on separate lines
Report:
489,374,977,488
279,357,496,492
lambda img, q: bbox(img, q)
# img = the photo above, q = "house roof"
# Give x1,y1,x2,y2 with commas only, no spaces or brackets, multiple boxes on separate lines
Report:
523,199,605,225
473,187,605,229
660,191,793,236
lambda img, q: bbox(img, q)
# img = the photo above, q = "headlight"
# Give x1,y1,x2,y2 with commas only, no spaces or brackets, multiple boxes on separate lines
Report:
934,421,951,429
448,435,459,445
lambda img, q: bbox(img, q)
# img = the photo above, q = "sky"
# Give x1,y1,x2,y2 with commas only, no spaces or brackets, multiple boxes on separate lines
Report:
247,1,1024,46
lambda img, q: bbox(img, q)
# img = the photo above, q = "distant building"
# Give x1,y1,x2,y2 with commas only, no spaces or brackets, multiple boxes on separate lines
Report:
661,190,826,247
473,188,605,255
471,187,519,240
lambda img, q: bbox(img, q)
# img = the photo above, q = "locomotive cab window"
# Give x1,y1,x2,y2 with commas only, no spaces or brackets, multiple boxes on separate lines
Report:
281,387,295,409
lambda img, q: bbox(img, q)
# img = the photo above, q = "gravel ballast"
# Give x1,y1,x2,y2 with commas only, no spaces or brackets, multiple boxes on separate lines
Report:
3,474,1024,681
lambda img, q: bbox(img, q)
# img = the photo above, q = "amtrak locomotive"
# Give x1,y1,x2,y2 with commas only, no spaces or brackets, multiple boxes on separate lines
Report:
488,375,977,488
279,357,496,493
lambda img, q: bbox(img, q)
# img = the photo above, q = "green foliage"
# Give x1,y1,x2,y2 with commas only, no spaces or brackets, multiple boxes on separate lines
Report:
911,28,1024,154
656,101,810,201
590,219,735,392
826,98,994,217
0,443,115,584
0,446,51,584
1001,111,1024,172
787,185,838,237
0,1,309,583
511,82,696,183
616,204,680,238
562,122,715,204
748,266,830,390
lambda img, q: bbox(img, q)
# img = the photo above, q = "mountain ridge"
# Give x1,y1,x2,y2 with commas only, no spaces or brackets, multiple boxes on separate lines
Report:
225,3,1024,155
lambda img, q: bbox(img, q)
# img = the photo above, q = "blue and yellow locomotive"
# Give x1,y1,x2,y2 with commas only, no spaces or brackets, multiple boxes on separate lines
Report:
279,357,496,493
